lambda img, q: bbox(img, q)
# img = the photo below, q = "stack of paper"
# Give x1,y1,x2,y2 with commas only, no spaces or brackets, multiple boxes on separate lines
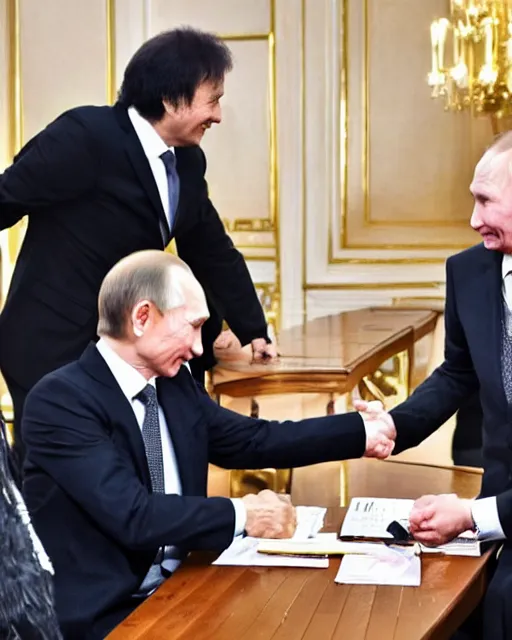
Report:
213,505,328,569
213,536,329,568
340,497,482,557
334,545,421,587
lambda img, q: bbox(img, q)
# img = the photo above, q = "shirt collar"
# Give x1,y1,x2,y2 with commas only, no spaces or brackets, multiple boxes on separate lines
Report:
127,106,174,160
502,254,512,281
96,337,156,402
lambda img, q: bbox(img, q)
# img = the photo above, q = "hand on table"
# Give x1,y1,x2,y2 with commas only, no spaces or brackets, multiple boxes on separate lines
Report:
408,493,474,546
241,490,297,538
251,338,279,364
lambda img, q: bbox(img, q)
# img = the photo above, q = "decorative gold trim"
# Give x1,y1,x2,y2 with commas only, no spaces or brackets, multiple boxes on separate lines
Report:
219,33,270,41
7,0,22,158
217,15,277,237
305,281,444,290
6,0,24,266
222,218,274,233
301,0,307,320
216,3,280,327
324,256,449,264
239,254,276,262
331,0,477,259
106,0,116,104
255,282,280,327
268,0,280,330
362,0,370,231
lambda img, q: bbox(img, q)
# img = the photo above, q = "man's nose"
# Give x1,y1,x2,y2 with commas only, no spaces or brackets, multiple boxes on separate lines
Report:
212,104,222,124
470,205,482,229
191,331,203,358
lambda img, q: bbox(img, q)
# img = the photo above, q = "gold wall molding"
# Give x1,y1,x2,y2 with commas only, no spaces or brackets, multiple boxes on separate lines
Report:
328,0,487,263
217,19,279,245
106,0,116,104
305,281,444,291
6,0,25,276
218,1,281,319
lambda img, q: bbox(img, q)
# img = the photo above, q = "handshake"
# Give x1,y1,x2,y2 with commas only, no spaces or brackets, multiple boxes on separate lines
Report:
352,399,396,459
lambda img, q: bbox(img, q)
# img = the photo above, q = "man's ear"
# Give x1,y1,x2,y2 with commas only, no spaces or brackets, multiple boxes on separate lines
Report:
131,300,151,338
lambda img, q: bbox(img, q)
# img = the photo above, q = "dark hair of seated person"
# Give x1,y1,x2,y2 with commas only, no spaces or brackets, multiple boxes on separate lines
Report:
0,417,62,639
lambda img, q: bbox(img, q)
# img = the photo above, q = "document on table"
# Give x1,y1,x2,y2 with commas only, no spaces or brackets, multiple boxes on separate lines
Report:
334,544,421,587
213,506,328,569
340,497,481,556
213,535,329,568
340,497,413,540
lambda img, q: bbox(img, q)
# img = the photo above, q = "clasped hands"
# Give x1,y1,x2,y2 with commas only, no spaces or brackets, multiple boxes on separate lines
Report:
353,399,397,459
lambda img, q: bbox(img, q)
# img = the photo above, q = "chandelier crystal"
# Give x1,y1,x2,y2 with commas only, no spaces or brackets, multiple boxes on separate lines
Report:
428,1,512,117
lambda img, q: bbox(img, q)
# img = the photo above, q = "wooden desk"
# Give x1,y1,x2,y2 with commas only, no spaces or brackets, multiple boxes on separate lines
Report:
212,307,439,401
109,459,491,640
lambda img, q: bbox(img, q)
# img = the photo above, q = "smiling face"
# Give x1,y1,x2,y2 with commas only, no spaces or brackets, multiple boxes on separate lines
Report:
158,79,224,146
131,273,209,378
470,149,512,254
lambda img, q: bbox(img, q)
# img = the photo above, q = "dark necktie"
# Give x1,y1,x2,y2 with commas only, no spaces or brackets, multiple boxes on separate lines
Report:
160,150,180,234
134,384,165,494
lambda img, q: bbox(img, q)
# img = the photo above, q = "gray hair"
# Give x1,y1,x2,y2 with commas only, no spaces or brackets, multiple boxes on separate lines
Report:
97,250,193,339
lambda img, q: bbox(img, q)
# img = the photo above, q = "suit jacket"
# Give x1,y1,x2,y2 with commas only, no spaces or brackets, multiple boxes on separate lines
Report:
22,343,366,639
0,104,267,390
389,243,512,639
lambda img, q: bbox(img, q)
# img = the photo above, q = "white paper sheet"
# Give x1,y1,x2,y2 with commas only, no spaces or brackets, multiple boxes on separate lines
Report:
340,497,413,539
334,545,421,586
213,536,329,568
340,497,481,556
212,505,328,568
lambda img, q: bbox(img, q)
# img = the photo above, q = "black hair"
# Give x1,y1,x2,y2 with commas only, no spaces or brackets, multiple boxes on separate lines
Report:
118,27,233,120
0,419,62,639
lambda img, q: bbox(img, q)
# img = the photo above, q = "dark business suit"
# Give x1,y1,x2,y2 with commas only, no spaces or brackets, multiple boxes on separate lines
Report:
390,243,512,639
21,343,366,638
0,103,268,461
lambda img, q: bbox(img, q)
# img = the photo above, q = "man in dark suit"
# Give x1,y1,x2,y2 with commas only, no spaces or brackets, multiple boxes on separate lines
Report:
0,27,276,473
358,132,512,640
22,250,396,638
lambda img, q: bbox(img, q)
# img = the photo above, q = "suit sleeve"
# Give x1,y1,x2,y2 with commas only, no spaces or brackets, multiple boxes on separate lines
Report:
194,383,366,468
175,149,269,346
22,375,236,552
390,258,479,453
0,112,99,229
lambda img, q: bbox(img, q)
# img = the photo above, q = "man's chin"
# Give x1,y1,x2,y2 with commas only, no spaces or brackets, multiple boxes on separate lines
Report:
166,360,187,377
482,236,502,250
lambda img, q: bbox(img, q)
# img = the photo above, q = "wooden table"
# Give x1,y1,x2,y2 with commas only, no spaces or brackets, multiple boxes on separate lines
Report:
212,307,439,402
109,459,492,640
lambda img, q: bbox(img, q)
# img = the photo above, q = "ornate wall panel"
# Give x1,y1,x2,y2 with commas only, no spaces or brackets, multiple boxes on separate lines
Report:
341,0,489,251
300,0,494,322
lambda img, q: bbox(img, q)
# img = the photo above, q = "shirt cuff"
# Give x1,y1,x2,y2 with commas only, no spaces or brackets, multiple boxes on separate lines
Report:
230,498,247,538
471,497,506,541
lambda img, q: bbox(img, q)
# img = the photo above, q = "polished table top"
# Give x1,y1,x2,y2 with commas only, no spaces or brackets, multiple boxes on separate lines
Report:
110,459,491,640
212,307,439,397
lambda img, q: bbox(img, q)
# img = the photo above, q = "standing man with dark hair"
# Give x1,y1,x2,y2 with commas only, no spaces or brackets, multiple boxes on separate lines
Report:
0,27,276,473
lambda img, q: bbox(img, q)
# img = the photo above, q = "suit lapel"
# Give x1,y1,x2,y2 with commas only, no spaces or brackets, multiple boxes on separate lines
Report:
113,104,171,246
156,376,197,495
480,249,506,400
78,343,151,487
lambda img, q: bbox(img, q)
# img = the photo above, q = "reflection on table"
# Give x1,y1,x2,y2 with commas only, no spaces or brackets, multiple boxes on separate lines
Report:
109,458,492,640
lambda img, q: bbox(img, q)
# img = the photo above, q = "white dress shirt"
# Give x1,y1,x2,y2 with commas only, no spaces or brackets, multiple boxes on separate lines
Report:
127,106,175,237
468,254,512,541
95,340,246,559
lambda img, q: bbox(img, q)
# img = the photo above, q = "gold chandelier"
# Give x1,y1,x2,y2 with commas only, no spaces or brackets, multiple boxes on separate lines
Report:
428,1,512,118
